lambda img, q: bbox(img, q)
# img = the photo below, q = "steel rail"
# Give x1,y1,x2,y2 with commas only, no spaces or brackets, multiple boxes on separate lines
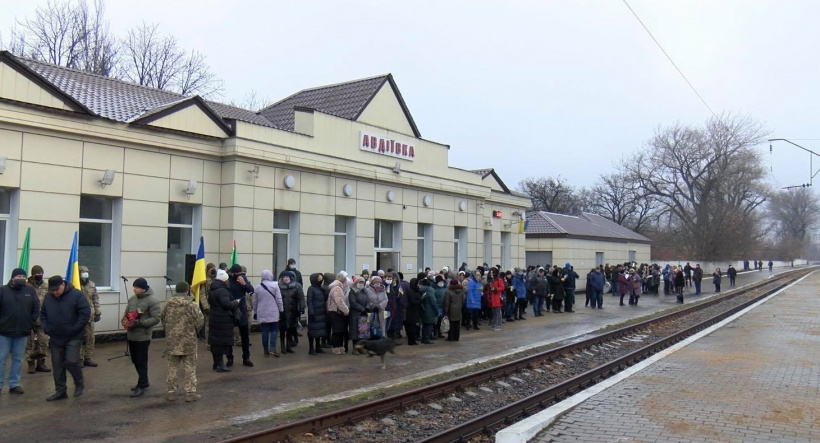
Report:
418,270,808,443
223,269,810,443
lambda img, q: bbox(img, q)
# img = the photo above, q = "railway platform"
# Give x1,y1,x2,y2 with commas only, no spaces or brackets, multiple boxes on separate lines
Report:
521,269,819,443
0,267,795,442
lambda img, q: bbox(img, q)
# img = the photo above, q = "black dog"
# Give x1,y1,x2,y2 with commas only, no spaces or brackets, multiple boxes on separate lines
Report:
354,337,401,369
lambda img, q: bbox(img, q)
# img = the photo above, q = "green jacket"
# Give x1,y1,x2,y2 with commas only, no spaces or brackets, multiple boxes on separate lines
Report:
125,288,161,341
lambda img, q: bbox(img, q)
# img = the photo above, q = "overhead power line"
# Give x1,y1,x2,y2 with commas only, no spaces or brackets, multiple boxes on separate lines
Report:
622,0,719,120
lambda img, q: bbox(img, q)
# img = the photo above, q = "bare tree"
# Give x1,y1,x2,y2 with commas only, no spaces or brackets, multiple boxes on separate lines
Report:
120,22,223,98
767,187,820,259
585,172,658,233
517,176,583,214
4,0,116,75
625,114,769,260
229,89,273,112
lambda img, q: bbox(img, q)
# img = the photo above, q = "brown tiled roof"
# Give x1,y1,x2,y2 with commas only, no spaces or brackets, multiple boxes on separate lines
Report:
526,211,651,244
4,52,274,128
258,74,421,137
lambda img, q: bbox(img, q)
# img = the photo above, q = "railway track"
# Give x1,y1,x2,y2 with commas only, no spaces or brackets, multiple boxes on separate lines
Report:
223,268,813,443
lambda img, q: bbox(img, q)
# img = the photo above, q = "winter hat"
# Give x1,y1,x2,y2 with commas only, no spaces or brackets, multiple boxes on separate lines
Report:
11,268,26,278
175,281,190,293
47,275,64,291
449,279,459,286
229,264,243,274
281,270,296,281
370,276,383,285
133,277,149,290
79,265,89,273
565,262,571,268
31,265,44,275
435,274,445,283
216,269,229,282
427,271,436,279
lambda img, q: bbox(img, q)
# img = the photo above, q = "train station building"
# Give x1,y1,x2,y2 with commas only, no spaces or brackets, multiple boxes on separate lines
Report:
0,51,531,334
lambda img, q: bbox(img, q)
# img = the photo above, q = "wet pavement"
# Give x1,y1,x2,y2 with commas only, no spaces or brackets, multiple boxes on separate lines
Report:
533,269,820,443
0,268,792,442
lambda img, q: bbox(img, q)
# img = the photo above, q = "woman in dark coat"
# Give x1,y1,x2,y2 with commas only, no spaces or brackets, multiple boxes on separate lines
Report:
443,279,465,341
347,277,369,352
306,273,328,355
385,271,403,339
547,269,566,313
278,271,305,354
404,278,423,346
208,270,239,372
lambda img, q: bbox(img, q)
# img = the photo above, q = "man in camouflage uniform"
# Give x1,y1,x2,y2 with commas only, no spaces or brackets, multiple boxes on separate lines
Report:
161,281,204,402
25,265,50,374
199,263,215,342
79,266,100,367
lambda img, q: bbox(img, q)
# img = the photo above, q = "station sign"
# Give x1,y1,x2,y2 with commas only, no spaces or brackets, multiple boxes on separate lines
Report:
360,130,416,161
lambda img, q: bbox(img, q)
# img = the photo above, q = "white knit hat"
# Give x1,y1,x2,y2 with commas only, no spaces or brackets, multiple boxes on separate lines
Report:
216,269,229,282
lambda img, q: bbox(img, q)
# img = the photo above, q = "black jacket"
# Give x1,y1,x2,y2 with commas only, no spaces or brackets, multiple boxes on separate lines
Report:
0,282,40,337
306,273,328,338
229,276,254,327
279,279,305,330
208,279,238,347
40,284,90,346
404,279,423,324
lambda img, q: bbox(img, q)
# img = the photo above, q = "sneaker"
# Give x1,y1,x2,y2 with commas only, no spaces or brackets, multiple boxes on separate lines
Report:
9,386,24,394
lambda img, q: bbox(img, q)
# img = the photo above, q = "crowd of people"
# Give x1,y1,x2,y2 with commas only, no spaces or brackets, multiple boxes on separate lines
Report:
0,256,769,404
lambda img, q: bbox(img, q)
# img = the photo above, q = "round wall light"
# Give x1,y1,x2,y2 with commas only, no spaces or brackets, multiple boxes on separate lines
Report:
422,195,432,207
284,175,296,189
343,183,354,196
386,190,396,202
458,201,467,212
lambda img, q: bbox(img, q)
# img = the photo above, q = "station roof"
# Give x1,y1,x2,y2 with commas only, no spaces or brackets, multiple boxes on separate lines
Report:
258,74,421,137
526,211,651,244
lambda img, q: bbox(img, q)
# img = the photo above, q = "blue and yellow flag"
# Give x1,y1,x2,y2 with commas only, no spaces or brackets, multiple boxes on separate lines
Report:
190,236,206,304
65,231,80,288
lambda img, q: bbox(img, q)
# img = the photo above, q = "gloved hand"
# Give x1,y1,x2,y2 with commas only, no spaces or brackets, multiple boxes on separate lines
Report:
94,314,101,323
253,313,257,321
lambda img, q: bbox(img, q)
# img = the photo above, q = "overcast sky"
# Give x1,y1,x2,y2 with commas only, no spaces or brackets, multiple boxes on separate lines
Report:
1,0,818,191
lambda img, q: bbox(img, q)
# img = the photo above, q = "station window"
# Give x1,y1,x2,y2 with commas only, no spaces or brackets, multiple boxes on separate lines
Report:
79,195,118,287
0,188,15,281
334,216,356,274
484,230,492,265
166,203,201,283
417,224,432,272
454,227,467,268
374,220,394,249
274,211,300,276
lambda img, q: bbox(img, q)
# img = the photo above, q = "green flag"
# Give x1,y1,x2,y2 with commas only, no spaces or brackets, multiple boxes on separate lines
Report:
230,240,237,266
18,227,30,272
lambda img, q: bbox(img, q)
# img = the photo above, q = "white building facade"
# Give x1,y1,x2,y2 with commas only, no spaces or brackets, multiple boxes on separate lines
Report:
0,51,530,334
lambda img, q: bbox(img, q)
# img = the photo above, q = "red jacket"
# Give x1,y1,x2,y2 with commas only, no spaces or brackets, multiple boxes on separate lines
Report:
485,278,505,308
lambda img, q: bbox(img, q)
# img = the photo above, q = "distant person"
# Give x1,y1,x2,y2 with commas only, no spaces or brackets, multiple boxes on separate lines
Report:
692,264,703,295
768,261,773,272
713,268,722,293
279,258,304,286
683,263,692,287
674,268,685,303
727,265,737,288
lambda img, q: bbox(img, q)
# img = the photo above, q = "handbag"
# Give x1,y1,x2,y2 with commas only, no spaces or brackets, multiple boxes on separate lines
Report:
440,316,450,334
369,311,383,338
357,315,370,339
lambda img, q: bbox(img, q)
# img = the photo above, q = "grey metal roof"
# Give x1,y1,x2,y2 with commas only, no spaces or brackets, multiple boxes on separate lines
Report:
258,74,421,137
8,53,274,128
526,211,651,243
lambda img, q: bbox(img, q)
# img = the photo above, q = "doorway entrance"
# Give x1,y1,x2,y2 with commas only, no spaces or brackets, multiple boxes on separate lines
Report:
375,251,400,273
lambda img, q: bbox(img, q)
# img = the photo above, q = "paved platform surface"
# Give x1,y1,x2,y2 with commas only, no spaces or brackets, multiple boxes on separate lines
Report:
533,269,820,443
0,268,789,442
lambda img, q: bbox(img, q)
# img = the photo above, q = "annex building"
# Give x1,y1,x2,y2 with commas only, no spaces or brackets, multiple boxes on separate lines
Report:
0,51,531,334
524,211,652,271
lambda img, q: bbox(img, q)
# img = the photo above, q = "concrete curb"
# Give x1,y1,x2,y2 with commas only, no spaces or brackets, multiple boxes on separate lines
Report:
495,270,815,443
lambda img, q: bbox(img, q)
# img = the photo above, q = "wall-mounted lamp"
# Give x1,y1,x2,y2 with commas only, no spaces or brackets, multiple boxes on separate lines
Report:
0,157,7,175
392,162,401,175
249,164,260,179
185,180,198,199
99,169,116,188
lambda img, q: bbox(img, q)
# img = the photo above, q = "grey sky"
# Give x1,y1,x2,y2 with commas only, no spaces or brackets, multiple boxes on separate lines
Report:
0,0,816,191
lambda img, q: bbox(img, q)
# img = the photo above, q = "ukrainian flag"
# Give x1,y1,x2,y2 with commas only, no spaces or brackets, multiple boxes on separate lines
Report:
190,236,206,304
65,231,80,288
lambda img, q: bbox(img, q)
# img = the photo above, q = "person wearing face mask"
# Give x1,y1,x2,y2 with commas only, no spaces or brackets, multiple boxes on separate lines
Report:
465,270,484,330
326,273,349,355
25,265,51,374
385,272,403,339
347,276,369,352
306,273,328,355
227,264,255,367
278,258,304,286
278,271,305,355
365,276,388,340
78,266,100,368
0,268,40,395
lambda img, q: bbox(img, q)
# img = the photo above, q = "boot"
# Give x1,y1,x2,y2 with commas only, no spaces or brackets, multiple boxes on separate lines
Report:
185,392,202,402
27,360,36,374
36,358,51,372
83,358,97,368
226,355,234,367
